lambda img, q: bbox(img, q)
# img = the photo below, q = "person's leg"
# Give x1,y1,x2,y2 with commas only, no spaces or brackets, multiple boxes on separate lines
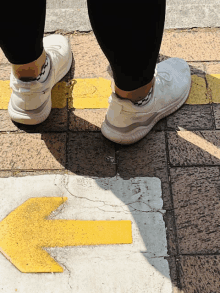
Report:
0,0,47,81
87,0,166,103
1,0,72,126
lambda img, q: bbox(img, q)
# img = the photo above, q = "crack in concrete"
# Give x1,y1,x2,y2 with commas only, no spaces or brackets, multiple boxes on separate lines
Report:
128,204,166,215
96,206,131,214
62,175,110,205
51,175,166,217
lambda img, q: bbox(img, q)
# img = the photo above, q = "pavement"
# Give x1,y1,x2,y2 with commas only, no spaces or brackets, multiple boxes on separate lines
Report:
1,27,220,292
45,0,220,31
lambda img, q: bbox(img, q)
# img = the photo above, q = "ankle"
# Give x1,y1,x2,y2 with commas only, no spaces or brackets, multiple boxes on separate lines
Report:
11,49,47,80
115,77,155,103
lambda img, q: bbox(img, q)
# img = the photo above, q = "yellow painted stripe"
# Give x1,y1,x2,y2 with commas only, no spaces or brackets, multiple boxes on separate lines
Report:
0,74,220,109
69,78,112,109
0,81,69,109
185,75,209,104
0,80,10,109
206,74,220,103
0,197,132,273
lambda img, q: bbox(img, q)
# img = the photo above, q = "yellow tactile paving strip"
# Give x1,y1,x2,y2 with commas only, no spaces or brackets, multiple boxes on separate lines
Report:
0,74,220,109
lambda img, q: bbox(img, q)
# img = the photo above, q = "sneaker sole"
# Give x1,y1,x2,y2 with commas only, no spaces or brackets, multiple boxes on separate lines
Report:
8,50,73,125
101,80,192,145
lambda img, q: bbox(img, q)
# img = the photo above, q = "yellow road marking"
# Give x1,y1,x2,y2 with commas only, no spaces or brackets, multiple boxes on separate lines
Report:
206,74,220,103
0,197,132,273
0,80,10,109
69,78,111,109
0,75,220,109
185,75,209,104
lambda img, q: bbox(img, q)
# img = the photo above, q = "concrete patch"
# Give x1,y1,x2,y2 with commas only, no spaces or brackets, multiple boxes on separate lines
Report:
0,174,172,292
44,0,220,32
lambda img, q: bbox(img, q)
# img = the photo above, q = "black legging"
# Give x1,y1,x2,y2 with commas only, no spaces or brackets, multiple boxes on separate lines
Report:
0,0,166,91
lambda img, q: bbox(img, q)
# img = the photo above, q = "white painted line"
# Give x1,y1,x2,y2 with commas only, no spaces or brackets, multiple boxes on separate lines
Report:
0,175,172,293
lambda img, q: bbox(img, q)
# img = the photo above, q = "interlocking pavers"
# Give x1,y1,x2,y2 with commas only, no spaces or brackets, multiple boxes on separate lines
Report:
0,110,18,131
170,167,220,254
168,130,220,166
179,256,220,293
213,104,220,129
69,32,112,81
69,109,106,131
0,108,68,132
1,28,220,292
160,29,220,61
167,104,214,130
165,257,179,291
67,132,116,177
0,171,13,178
0,133,66,170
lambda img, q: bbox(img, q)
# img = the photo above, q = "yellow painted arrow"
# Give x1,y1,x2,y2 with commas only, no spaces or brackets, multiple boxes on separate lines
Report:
0,197,132,273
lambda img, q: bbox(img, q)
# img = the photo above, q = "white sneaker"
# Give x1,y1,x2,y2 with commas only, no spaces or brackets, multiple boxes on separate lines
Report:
101,57,192,145
8,34,72,125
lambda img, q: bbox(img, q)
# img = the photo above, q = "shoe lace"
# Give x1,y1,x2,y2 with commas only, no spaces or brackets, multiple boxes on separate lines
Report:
140,68,172,114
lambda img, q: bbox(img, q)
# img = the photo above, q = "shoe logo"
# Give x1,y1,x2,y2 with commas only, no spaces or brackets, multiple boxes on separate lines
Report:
47,45,62,50
19,88,30,93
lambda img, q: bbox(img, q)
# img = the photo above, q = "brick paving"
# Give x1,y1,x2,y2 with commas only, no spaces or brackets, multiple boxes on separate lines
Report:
1,28,220,292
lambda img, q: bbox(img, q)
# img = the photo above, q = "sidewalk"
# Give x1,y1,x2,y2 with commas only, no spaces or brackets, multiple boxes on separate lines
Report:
1,28,220,293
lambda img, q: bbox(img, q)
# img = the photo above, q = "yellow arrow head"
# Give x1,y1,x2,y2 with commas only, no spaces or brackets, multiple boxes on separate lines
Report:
0,197,132,273
0,197,67,273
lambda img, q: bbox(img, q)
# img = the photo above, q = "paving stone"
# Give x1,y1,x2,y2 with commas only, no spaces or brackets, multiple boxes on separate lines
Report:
69,109,106,131
185,75,209,105
0,48,10,65
117,131,172,210
67,132,116,177
168,130,220,166
164,211,177,256
69,33,112,81
205,62,220,74
187,62,206,78
0,65,11,80
179,255,220,293
213,104,220,129
165,256,179,290
69,108,163,132
0,108,68,132
170,167,220,254
0,133,66,170
151,117,167,131
0,110,18,131
12,170,66,177
160,29,220,61
167,104,214,130
0,171,13,178
206,73,220,104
